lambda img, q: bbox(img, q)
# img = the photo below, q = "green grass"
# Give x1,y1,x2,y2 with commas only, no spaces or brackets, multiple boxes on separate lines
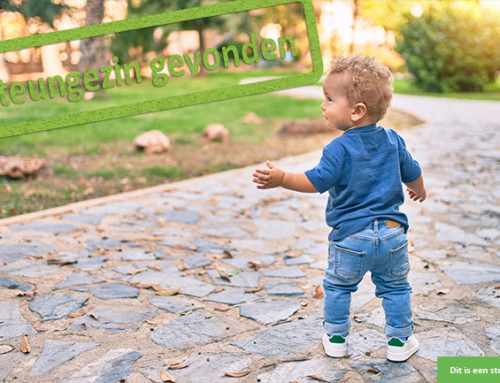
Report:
0,69,317,156
392,77,500,101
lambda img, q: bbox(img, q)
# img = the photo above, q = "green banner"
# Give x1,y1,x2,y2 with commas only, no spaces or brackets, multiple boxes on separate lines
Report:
438,357,500,382
0,0,323,139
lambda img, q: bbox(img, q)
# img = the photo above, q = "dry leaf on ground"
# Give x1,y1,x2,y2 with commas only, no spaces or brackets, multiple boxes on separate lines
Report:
69,311,87,318
160,367,176,382
224,371,250,378
20,334,31,353
306,375,329,382
148,264,161,271
165,352,190,367
156,287,182,296
312,285,324,299
127,268,147,275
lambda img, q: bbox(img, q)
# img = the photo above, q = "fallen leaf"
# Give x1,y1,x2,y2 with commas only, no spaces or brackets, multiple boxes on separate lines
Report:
69,310,87,318
214,306,231,312
353,316,362,323
148,264,161,271
367,367,380,374
223,250,233,258
156,287,182,296
160,367,176,382
224,371,250,378
135,283,152,289
248,260,267,271
165,352,190,367
0,345,14,355
180,310,192,316
422,291,429,297
179,264,189,271
168,364,189,370
152,284,168,292
343,354,352,359
181,270,196,277
122,237,162,242
245,288,263,293
82,323,87,330
90,249,106,258
446,251,458,257
494,285,500,290
300,301,308,307
90,313,99,321
145,320,158,325
20,334,31,353
219,273,231,282
423,262,430,269
156,254,171,259
437,288,451,295
198,269,207,275
59,261,78,266
285,251,302,258
127,268,147,275
306,375,329,382
312,285,324,299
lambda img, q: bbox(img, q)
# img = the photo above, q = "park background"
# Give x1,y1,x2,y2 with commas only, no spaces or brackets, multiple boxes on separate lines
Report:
0,0,499,218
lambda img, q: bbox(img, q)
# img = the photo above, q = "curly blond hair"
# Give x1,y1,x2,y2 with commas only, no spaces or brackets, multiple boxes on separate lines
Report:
329,55,393,121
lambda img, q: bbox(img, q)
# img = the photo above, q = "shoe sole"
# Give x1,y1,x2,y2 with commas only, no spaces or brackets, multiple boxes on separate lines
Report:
322,334,347,358
387,343,419,362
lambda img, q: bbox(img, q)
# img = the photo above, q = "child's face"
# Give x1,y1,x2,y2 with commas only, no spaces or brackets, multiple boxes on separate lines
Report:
321,74,354,131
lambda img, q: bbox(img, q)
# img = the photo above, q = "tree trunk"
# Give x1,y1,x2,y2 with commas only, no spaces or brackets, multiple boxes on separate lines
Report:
0,27,10,82
349,0,359,54
79,0,107,74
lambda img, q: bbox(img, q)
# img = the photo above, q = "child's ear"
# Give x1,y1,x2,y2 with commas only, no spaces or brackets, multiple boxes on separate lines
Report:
351,103,367,122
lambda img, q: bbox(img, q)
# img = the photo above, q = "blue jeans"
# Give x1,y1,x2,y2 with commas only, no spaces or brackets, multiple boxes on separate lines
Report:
323,219,413,340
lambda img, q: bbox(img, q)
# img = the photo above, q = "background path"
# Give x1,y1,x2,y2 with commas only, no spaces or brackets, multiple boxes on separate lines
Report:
0,89,499,382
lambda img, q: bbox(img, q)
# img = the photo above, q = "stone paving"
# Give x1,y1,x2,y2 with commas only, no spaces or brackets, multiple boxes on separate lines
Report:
0,91,499,383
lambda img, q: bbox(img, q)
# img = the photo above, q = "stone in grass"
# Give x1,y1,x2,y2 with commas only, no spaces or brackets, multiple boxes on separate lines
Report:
417,327,484,362
30,294,88,322
222,255,276,269
414,301,481,325
263,266,305,278
71,305,153,333
204,288,260,306
149,312,248,351
266,281,305,298
149,296,203,314
141,353,252,383
350,358,425,383
53,272,105,290
8,221,77,234
240,301,301,325
233,313,323,357
440,261,500,284
90,284,139,300
30,340,100,377
0,242,57,263
0,276,34,291
257,357,346,383
59,348,141,383
207,269,260,289
183,253,211,269
0,302,37,340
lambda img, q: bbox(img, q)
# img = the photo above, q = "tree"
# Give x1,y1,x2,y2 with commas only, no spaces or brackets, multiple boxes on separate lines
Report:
396,3,500,92
78,0,108,76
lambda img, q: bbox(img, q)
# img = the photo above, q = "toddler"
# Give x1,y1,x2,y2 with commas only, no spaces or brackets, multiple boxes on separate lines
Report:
252,55,426,362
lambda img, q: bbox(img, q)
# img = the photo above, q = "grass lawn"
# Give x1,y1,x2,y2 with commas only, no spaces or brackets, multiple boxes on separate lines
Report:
0,69,421,218
393,77,500,101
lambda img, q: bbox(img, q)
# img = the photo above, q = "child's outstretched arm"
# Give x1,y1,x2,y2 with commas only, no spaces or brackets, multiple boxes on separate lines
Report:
405,175,426,202
253,160,318,193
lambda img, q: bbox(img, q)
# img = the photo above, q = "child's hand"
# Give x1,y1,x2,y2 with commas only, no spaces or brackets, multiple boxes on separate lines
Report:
406,187,426,202
252,160,285,189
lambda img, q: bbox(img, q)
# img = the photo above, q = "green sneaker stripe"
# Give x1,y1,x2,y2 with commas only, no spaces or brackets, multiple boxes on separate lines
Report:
329,335,346,344
388,338,405,347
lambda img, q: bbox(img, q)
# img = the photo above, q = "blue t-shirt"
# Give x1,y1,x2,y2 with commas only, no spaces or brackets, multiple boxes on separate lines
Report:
305,124,421,241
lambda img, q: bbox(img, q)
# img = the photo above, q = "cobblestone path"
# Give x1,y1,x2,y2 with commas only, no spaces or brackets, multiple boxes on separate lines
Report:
0,91,499,382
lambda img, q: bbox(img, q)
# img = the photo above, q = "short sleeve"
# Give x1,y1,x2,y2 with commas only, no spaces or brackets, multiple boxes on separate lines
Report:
305,142,344,193
397,134,421,183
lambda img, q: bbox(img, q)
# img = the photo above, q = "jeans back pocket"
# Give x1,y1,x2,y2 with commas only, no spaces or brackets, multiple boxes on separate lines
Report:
389,240,410,277
333,244,364,281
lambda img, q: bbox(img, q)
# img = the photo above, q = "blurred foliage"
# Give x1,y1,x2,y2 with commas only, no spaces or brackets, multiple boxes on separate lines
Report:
396,2,500,92
110,0,244,65
0,0,67,28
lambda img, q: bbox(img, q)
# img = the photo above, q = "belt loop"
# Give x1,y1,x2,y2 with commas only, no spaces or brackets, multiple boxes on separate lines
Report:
374,219,378,234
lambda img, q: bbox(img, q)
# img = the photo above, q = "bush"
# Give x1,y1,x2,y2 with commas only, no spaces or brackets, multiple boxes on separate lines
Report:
396,6,500,92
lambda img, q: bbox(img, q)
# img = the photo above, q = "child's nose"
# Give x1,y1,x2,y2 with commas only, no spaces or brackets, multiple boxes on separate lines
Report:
320,101,326,111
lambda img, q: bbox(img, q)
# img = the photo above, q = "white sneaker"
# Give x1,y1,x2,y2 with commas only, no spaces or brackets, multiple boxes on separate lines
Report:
386,335,419,362
322,334,347,358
